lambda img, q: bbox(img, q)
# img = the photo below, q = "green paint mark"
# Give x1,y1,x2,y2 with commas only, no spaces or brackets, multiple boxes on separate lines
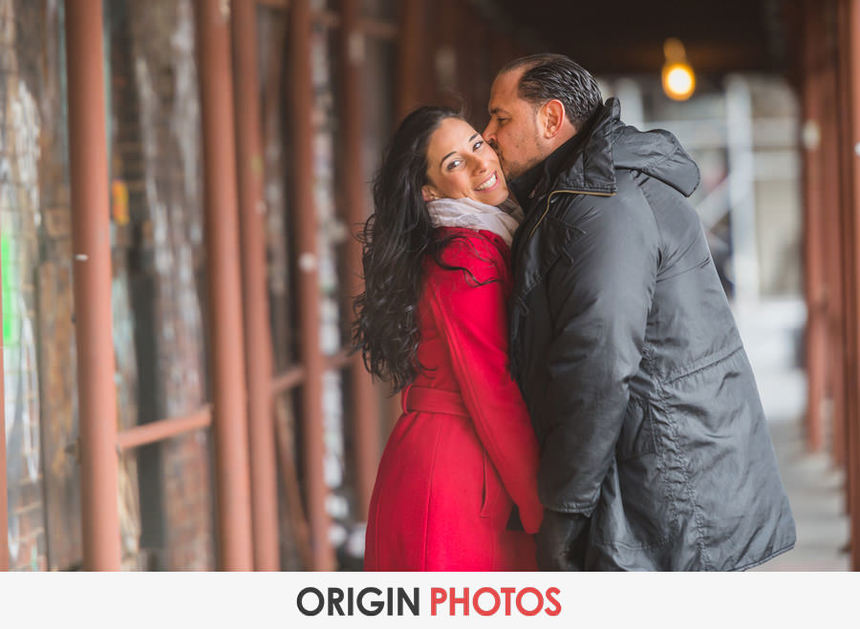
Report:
1,232,16,346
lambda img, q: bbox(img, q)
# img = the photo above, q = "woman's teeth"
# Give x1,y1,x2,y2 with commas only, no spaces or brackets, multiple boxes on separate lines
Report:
475,172,497,191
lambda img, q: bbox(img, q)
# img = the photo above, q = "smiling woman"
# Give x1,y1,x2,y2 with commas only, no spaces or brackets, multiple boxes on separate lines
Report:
422,117,508,206
353,106,542,570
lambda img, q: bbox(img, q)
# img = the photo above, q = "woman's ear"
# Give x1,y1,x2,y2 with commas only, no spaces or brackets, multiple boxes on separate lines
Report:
422,185,440,202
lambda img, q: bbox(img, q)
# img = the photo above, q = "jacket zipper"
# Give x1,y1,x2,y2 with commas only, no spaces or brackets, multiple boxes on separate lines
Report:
527,188,615,239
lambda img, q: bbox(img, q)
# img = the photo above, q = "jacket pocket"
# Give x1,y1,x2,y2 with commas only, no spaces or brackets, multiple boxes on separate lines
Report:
480,450,492,517
615,396,658,462
590,455,672,550
479,450,507,519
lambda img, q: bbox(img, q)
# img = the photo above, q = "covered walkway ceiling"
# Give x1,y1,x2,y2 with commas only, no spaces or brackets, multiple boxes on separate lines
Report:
492,0,789,76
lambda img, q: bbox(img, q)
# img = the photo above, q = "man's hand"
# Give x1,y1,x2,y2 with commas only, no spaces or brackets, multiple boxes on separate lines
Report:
536,509,590,571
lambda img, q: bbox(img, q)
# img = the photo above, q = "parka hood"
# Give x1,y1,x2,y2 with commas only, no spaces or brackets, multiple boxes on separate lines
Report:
519,97,701,201
610,107,701,198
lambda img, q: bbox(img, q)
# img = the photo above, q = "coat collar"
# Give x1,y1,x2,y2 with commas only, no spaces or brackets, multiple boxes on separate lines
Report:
510,97,701,213
510,98,622,208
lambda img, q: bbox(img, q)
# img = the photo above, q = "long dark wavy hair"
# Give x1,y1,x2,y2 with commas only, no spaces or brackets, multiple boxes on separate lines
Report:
353,105,470,392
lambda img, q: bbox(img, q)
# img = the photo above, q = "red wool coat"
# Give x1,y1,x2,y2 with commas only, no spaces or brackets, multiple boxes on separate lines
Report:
364,227,543,571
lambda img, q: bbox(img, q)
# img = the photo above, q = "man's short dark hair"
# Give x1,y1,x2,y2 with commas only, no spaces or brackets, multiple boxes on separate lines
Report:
500,53,602,129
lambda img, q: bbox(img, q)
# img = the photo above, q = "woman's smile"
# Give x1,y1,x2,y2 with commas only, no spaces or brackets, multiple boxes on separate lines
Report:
475,171,500,192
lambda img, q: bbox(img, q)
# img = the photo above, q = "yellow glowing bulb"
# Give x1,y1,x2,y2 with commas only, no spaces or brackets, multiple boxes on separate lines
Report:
667,66,693,94
662,62,695,101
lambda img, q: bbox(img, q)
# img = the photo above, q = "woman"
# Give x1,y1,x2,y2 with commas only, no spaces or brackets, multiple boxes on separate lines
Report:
354,106,543,571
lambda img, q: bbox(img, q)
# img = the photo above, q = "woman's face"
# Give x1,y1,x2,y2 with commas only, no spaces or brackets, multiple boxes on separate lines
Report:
422,117,508,206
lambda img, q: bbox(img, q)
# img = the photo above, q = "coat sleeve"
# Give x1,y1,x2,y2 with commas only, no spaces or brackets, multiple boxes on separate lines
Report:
425,235,544,534
538,198,659,515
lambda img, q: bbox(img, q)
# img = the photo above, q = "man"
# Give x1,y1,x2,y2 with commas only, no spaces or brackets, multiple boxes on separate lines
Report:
483,53,795,570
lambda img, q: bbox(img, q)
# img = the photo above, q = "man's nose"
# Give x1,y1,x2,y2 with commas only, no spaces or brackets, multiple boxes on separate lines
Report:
483,121,497,147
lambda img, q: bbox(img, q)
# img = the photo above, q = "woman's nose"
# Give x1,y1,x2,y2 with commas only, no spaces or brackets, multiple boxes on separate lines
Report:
470,154,490,174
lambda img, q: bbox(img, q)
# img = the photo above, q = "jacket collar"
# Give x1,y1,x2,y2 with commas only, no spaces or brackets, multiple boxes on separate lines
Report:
510,98,622,209
509,96,701,213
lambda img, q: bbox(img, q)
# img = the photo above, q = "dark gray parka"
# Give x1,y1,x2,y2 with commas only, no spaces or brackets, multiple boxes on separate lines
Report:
508,98,796,570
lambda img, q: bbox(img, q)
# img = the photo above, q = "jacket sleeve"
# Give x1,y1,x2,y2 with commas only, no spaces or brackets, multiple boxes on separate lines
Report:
539,199,658,515
425,235,544,534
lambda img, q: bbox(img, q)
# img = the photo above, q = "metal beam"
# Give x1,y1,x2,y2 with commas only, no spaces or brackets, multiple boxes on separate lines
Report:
232,0,280,572
195,0,254,571
270,351,352,397
116,407,212,452
396,0,425,120
64,0,122,571
818,9,848,471
801,1,828,453
845,0,860,571
272,367,306,396
289,0,335,571
837,0,857,475
384,0,427,431
339,0,380,523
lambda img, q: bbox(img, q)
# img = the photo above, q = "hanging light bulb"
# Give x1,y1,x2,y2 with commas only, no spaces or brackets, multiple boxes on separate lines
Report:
662,37,696,101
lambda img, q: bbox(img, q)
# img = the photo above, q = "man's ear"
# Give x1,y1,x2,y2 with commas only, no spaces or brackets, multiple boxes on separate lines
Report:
422,184,440,202
539,99,568,139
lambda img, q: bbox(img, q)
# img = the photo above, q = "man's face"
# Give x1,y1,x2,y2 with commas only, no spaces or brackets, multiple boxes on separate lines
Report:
484,68,546,180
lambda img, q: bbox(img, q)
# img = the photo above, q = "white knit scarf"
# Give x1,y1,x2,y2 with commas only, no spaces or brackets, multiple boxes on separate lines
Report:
425,196,524,246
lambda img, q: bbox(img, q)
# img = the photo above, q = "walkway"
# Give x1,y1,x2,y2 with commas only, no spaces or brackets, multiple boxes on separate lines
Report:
754,419,850,571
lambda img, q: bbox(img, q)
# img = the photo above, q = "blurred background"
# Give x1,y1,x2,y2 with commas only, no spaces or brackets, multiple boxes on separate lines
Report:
0,0,856,571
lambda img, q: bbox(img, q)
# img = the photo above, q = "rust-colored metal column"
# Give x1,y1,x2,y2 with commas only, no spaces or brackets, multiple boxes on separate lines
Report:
828,0,854,525
196,0,254,570
231,0,280,571
377,0,426,432
801,1,828,453
836,0,856,472
469,15,491,131
821,25,847,462
64,0,121,571
396,0,425,120
433,0,459,107
845,0,860,570
457,2,478,119
339,0,380,521
384,0,427,432
0,216,6,571
839,0,856,476
289,0,335,570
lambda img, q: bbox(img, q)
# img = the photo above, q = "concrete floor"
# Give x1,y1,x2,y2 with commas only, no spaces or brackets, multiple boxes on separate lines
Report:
753,419,850,571
732,297,850,571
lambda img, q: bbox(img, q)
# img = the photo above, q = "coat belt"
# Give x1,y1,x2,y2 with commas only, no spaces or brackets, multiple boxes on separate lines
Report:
403,385,468,417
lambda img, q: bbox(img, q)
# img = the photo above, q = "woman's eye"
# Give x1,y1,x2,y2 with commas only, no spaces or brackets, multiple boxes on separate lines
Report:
472,140,484,151
446,159,462,171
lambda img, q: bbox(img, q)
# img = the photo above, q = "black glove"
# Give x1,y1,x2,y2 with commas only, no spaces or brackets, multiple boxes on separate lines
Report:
536,509,590,571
